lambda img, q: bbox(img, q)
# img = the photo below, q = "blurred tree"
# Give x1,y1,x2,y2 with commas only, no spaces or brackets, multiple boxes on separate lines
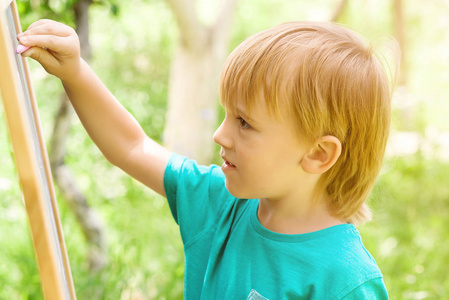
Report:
393,0,407,85
331,0,348,22
163,0,351,163
163,0,239,164
392,0,412,132
17,0,121,272
49,0,108,273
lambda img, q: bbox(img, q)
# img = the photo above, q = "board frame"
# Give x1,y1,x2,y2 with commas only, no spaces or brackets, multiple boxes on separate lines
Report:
0,0,76,299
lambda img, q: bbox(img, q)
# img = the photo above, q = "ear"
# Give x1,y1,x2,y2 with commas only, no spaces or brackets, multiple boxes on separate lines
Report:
301,136,342,174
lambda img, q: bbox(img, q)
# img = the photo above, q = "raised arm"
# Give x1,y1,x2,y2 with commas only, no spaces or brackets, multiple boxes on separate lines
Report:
18,19,170,197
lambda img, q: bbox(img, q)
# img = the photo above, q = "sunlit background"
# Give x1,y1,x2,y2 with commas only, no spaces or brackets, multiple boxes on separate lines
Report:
1,0,448,299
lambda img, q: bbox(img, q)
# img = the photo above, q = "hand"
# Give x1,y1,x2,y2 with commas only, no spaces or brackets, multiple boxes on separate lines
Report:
17,19,81,82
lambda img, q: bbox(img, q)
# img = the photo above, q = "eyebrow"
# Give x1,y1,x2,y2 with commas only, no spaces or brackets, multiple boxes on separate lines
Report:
236,107,257,124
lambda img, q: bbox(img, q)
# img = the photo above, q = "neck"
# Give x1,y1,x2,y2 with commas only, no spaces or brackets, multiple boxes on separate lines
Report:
257,196,344,235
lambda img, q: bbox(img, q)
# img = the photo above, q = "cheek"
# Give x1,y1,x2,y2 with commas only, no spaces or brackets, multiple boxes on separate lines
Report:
236,141,279,177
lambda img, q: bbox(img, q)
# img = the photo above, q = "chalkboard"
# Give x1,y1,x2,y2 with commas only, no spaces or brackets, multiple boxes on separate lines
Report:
0,1,76,299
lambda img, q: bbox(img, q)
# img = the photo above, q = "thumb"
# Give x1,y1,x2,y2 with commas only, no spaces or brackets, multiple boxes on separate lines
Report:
21,47,60,76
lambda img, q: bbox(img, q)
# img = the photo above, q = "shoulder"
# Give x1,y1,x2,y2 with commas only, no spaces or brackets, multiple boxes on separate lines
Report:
164,153,224,180
164,153,226,196
319,225,387,299
320,225,380,272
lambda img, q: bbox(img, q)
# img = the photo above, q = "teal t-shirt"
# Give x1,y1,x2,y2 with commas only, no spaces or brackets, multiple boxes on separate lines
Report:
164,153,388,299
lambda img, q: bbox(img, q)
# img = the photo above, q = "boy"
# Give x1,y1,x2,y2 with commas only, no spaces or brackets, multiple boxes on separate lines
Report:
18,19,393,299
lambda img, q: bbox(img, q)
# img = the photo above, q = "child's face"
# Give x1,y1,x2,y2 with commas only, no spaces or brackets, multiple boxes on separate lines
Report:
214,99,310,201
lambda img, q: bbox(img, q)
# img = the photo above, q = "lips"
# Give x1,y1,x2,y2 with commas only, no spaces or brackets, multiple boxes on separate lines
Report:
222,159,236,172
225,160,235,167
221,153,236,169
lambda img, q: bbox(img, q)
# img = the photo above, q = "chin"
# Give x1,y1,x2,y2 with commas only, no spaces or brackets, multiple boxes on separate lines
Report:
224,181,256,200
224,181,245,198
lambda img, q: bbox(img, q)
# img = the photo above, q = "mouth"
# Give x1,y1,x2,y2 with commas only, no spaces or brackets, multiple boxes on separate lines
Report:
224,160,235,167
221,154,236,169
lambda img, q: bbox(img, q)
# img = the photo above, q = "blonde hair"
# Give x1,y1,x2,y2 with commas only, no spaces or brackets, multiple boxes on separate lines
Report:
220,22,398,225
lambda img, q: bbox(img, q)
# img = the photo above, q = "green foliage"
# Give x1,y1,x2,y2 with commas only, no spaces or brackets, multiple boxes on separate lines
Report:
88,1,174,143
361,154,449,299
16,0,121,28
61,176,184,299
16,0,76,26
1,0,449,299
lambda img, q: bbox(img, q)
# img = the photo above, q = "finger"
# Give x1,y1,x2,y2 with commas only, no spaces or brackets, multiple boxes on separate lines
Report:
26,19,66,33
20,21,74,38
22,46,56,64
18,34,76,54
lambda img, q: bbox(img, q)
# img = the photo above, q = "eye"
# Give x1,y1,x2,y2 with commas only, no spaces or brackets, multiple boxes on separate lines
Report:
237,117,252,129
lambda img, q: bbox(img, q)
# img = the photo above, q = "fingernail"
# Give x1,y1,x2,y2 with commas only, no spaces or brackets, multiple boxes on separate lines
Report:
17,32,24,37
19,36,28,43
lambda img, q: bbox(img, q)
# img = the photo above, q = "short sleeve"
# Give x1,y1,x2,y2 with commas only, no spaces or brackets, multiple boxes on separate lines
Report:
340,277,388,300
163,153,234,246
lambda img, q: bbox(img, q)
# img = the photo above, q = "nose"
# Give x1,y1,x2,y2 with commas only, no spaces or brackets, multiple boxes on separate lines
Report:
213,117,233,149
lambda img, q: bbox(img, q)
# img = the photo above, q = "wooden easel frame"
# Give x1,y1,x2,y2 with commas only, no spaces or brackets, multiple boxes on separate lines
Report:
0,0,76,299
